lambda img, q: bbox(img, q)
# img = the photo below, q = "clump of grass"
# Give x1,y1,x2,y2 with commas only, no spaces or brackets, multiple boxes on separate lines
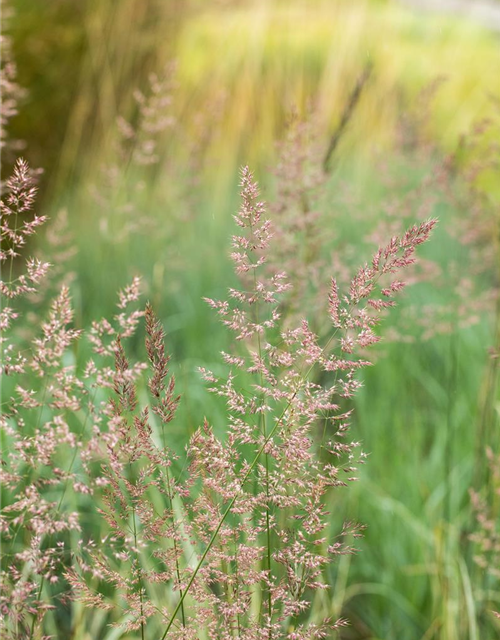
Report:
0,146,435,638
4,4,500,637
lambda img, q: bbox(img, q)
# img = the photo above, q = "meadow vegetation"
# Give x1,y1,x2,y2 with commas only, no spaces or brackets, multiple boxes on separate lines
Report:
2,1,500,639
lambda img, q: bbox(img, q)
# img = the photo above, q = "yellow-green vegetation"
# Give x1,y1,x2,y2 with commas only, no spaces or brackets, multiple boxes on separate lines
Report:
10,0,500,199
173,0,499,170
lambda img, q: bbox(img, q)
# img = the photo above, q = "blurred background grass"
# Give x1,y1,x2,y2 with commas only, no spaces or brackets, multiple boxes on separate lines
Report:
4,0,500,638
8,0,500,200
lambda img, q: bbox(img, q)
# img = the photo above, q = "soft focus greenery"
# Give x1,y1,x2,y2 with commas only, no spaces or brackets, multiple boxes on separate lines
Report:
5,0,500,638
9,0,500,199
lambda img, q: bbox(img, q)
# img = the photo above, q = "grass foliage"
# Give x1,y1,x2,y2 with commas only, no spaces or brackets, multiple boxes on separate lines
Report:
2,1,500,639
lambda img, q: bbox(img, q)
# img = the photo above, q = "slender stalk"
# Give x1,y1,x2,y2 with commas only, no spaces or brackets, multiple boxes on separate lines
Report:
249,209,274,634
242,207,274,633
323,62,372,173
254,304,273,632
131,501,145,640
264,451,272,633
2,171,25,576
127,406,146,640
8,205,19,285
234,534,242,637
165,467,186,627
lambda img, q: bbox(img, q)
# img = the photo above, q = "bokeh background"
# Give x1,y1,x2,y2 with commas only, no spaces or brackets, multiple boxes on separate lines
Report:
3,0,500,638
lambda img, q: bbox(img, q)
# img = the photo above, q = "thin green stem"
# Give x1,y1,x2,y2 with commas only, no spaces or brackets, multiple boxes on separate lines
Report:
165,467,186,628
234,534,241,637
249,211,273,633
264,452,272,633
131,501,145,640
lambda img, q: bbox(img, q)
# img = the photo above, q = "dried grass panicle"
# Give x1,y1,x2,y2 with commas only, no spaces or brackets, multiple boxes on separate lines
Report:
269,113,328,323
54,166,435,638
28,208,78,309
0,158,149,635
192,167,435,636
0,159,48,299
0,160,83,635
1,159,50,385
64,303,189,635
270,106,497,345
0,293,148,636
92,64,177,243
0,154,435,637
